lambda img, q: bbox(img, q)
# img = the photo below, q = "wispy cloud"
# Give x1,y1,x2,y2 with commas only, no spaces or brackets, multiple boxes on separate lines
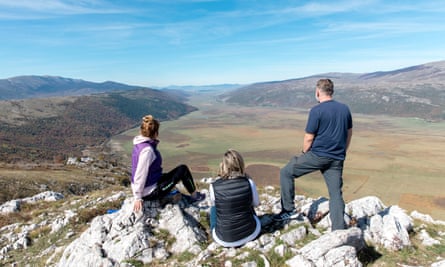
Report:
0,0,131,19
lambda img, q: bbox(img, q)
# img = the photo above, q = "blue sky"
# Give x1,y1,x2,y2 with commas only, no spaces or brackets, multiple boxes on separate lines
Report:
1,0,445,87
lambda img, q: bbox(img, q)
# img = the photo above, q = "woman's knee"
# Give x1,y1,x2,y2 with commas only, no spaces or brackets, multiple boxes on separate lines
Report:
177,164,187,170
175,164,190,174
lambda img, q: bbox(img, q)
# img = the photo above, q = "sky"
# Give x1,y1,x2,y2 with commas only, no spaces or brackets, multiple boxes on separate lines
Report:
1,0,445,87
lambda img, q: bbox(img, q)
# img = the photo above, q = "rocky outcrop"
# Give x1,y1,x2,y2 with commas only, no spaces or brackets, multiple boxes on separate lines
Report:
0,191,64,214
56,194,207,267
1,187,445,266
289,227,365,266
53,189,445,266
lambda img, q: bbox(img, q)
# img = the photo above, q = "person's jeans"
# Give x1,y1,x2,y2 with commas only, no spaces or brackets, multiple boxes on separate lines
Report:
210,206,216,230
280,151,346,230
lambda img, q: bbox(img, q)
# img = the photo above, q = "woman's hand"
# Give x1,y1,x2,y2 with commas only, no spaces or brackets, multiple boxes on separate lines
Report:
133,199,143,212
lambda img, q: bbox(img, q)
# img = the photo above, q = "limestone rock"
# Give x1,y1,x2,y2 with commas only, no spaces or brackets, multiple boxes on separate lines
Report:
317,245,362,267
346,196,386,218
418,229,440,246
298,227,365,261
56,196,207,267
0,200,21,214
22,191,64,203
280,225,307,246
431,259,445,267
365,207,411,251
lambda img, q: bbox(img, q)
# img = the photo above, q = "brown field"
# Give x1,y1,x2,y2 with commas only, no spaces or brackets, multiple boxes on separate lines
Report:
113,95,445,220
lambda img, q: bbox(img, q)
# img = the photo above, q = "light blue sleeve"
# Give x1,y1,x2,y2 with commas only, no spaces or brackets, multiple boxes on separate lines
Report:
248,178,260,207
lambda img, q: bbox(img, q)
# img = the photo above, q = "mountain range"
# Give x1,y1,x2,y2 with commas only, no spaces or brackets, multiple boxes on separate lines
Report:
221,60,445,121
0,75,142,100
1,60,444,162
2,60,444,122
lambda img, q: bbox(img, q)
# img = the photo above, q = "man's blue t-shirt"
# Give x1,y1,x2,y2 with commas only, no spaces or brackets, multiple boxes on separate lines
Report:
305,100,352,160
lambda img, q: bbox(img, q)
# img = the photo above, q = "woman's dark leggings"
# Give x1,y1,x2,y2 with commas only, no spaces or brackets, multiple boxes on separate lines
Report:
143,164,197,201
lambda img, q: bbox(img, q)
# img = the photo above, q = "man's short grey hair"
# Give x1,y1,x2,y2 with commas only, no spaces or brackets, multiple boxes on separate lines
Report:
316,79,334,96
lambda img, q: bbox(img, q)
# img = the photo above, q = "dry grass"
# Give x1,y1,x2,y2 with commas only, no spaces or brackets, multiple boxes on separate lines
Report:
0,167,118,203
0,97,77,126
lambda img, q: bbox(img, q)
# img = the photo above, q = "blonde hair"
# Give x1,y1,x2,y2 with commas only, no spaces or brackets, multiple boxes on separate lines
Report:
140,115,160,138
218,149,246,179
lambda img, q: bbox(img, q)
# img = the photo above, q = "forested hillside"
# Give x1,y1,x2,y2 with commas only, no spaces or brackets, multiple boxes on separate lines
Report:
0,89,197,163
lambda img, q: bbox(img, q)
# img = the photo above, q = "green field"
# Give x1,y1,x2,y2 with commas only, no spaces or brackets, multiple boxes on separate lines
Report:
113,94,445,220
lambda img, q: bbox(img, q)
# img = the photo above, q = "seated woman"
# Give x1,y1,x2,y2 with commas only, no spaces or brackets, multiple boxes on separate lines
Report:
131,115,205,212
209,149,261,247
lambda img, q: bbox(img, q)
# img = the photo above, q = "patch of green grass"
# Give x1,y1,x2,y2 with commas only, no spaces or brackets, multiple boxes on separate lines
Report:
154,228,176,249
176,251,195,262
122,259,144,267
426,243,445,257
198,209,213,247
268,247,296,267
231,249,266,267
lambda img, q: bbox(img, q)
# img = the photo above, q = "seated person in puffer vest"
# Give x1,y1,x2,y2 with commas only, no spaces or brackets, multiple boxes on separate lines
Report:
209,149,261,247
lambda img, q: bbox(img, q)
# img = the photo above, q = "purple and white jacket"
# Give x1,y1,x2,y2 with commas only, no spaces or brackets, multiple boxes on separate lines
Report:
131,135,162,199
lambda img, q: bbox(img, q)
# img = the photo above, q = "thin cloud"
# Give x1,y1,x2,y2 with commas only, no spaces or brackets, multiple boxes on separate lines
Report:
323,20,445,36
0,0,131,19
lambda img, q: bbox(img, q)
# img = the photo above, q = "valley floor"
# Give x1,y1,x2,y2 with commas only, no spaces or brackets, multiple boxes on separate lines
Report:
112,94,445,220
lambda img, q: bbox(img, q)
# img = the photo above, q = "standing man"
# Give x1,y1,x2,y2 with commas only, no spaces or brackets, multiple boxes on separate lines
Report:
274,78,353,231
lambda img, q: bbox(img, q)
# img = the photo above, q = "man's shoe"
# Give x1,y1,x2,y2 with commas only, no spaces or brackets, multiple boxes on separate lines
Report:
273,209,299,221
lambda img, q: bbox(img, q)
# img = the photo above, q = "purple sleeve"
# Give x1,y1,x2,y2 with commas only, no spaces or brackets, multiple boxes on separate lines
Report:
132,146,155,199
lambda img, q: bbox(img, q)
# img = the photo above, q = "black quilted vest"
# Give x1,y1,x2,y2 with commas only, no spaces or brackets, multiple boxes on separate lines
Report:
213,176,257,242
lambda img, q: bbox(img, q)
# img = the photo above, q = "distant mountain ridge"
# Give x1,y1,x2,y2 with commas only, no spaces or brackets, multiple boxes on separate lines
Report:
162,83,244,93
0,75,141,100
221,60,445,121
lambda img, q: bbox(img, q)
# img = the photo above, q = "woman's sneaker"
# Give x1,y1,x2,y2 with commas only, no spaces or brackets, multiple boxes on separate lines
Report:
190,192,205,203
273,209,299,221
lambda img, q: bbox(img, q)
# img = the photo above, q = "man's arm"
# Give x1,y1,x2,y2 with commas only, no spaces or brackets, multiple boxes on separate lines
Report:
346,128,352,152
302,133,315,153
